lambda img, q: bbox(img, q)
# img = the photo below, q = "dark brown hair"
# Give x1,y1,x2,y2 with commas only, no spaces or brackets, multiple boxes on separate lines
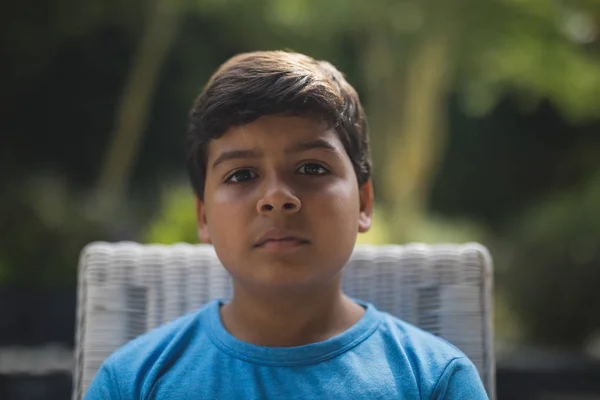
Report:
186,50,371,200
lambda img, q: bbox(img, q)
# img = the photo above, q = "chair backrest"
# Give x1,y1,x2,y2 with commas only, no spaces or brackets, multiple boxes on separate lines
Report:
73,242,495,399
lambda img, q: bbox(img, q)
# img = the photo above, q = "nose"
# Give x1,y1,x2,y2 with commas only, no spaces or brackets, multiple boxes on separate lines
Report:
256,178,301,215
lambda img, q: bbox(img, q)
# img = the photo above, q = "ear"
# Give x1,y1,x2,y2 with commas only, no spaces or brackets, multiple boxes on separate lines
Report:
358,180,374,233
195,196,212,244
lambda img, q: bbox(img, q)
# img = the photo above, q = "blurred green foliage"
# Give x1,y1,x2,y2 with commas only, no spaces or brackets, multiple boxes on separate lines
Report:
502,172,600,345
143,186,198,244
459,0,600,121
0,174,106,286
2,0,600,348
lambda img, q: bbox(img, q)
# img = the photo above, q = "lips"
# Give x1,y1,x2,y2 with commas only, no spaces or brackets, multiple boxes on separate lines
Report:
254,229,310,248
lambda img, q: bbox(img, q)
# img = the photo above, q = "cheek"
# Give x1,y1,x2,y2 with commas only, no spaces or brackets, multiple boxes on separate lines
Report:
312,180,360,222
310,182,360,264
206,187,253,241
206,204,246,270
211,183,257,213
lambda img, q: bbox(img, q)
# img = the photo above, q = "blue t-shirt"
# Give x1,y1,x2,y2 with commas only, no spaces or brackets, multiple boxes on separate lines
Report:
85,299,489,399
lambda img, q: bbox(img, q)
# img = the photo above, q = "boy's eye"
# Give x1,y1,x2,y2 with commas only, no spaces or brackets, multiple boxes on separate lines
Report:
297,163,329,175
225,169,256,183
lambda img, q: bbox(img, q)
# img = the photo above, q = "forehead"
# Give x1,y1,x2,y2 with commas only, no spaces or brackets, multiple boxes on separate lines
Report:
206,114,344,160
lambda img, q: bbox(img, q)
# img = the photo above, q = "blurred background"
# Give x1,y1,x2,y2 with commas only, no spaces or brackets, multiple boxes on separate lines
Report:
2,0,600,398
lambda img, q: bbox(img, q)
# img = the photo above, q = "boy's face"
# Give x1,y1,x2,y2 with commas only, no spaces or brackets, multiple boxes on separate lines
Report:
196,114,373,291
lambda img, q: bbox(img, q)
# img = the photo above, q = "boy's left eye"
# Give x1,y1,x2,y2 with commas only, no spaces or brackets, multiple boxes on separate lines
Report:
297,163,329,175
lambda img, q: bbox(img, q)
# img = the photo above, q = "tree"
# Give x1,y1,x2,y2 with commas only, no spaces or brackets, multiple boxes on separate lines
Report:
95,0,183,204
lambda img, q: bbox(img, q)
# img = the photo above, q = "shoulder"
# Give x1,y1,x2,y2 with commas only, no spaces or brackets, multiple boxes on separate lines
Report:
374,311,487,398
85,301,217,399
108,307,203,365
376,311,467,363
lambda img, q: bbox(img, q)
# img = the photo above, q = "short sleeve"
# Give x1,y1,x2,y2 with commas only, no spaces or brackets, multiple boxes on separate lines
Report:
430,357,489,400
84,361,123,400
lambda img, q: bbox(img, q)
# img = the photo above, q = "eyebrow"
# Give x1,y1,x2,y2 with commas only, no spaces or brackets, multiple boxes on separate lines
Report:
284,138,339,154
211,149,262,169
211,138,340,170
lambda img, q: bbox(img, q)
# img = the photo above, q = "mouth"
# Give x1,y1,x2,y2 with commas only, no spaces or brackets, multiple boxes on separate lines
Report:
255,237,309,250
254,230,310,250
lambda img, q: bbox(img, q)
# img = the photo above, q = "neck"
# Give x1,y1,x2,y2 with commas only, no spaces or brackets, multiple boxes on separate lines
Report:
219,281,365,347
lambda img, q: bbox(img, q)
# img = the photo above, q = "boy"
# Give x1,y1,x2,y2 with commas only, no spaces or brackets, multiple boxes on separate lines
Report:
85,51,489,399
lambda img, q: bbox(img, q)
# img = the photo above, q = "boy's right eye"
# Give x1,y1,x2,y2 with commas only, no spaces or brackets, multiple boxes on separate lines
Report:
225,169,256,184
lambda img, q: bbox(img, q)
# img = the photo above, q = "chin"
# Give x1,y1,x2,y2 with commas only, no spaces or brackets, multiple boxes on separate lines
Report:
237,265,340,292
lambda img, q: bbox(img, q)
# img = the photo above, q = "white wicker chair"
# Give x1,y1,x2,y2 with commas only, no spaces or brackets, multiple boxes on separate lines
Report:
73,242,495,399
